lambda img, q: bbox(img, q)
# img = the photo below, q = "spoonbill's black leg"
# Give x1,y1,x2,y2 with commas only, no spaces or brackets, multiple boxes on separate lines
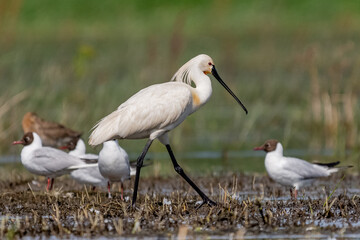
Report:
165,144,216,208
132,139,153,207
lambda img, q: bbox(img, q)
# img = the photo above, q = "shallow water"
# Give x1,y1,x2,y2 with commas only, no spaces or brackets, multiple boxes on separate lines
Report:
0,147,338,162
0,148,346,178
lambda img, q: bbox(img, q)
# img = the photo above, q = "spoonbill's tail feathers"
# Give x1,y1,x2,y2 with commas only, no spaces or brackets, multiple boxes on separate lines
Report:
89,111,120,146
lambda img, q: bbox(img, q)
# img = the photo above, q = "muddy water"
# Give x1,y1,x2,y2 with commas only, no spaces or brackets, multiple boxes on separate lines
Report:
0,172,359,239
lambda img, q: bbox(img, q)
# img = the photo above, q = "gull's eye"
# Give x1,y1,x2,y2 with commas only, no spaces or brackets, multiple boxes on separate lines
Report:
265,143,270,148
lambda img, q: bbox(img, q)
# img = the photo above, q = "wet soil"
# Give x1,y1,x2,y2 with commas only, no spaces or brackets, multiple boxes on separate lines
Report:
0,173,359,239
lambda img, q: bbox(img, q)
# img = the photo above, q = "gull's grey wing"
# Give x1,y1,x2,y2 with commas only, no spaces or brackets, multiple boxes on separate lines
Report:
33,147,85,174
80,153,98,163
282,157,330,179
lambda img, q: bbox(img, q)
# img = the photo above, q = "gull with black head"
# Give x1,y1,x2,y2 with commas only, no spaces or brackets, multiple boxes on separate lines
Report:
13,132,97,191
254,139,352,198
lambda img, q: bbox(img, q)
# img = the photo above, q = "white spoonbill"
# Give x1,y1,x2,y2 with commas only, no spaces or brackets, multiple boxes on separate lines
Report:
12,132,97,191
254,139,352,198
89,54,248,207
98,140,131,199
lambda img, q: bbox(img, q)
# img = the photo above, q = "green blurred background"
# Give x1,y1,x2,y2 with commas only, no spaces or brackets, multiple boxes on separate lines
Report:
1,0,360,174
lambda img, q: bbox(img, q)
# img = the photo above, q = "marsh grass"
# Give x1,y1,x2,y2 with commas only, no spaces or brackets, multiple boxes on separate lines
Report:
0,173,359,238
0,0,359,170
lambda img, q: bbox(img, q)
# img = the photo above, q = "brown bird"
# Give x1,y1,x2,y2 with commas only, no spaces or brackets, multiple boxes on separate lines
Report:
22,112,81,148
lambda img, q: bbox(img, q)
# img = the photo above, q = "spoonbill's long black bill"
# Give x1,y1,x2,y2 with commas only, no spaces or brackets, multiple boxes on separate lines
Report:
211,66,248,114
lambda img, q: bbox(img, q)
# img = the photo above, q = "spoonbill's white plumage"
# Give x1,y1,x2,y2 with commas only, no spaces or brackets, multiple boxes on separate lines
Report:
254,139,351,198
89,54,248,207
61,138,107,188
12,132,97,191
98,140,131,199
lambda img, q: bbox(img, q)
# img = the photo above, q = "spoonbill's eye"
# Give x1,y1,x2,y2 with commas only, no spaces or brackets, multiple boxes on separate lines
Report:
208,62,212,66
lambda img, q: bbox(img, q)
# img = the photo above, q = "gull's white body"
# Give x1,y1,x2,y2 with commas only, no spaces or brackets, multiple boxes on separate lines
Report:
70,166,107,187
68,139,107,187
98,140,130,184
265,143,339,190
20,133,95,178
89,54,213,146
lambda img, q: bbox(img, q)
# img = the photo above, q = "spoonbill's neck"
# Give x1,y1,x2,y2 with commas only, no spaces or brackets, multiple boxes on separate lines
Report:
190,70,212,112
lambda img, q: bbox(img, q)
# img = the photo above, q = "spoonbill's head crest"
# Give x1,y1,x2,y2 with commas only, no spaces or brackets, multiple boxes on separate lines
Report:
171,54,213,84
172,54,248,114
253,139,279,152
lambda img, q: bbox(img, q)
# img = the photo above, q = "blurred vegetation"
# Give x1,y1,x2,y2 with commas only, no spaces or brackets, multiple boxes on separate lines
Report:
1,0,360,170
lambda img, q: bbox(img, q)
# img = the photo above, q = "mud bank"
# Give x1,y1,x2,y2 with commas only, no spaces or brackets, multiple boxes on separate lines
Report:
0,173,359,238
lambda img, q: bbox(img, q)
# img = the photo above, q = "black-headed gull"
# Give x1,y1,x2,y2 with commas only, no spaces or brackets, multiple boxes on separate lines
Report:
98,140,130,199
254,139,351,198
12,132,96,191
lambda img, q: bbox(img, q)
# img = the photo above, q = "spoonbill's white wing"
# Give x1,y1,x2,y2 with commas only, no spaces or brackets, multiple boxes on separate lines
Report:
89,82,193,146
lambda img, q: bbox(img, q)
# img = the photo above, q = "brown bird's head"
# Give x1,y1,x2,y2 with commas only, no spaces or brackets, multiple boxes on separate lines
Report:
22,112,38,133
60,138,78,151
